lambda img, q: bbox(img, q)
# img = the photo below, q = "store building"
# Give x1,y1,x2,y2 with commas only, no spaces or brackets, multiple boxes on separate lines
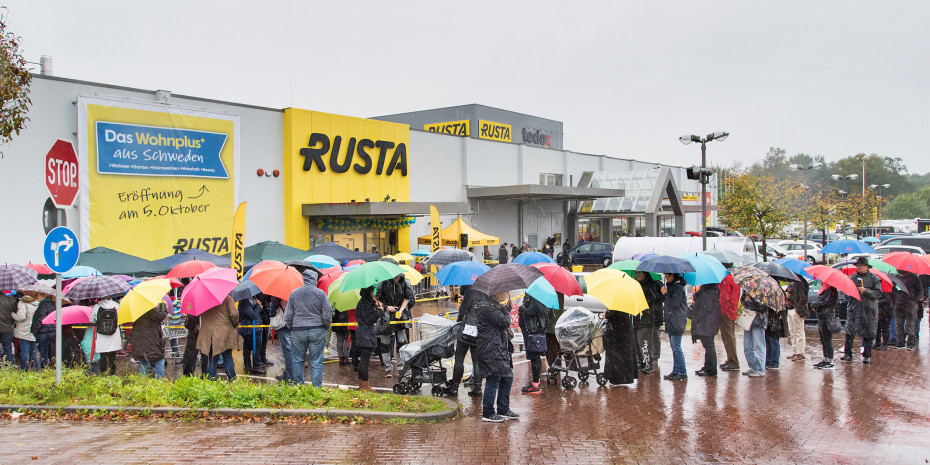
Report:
0,74,716,265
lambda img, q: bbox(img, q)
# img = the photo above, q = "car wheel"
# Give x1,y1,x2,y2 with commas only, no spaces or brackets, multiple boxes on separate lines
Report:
602,257,612,267
806,256,815,265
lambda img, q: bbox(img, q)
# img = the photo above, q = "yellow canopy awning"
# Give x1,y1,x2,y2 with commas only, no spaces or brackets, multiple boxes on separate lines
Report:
417,215,500,247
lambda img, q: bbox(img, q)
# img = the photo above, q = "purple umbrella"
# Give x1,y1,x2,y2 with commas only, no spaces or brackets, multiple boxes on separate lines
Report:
0,264,38,291
472,264,544,296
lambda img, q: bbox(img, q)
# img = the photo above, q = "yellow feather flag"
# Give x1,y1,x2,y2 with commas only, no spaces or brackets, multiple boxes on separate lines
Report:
231,202,247,280
430,204,441,253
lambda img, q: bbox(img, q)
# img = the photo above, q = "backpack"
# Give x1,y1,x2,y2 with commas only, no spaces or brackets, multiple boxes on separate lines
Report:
96,302,119,335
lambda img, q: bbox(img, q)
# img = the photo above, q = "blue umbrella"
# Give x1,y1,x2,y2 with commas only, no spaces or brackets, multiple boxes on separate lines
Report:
305,254,341,269
861,236,880,243
820,239,877,255
411,248,431,257
631,252,657,261
513,252,556,266
678,253,729,286
636,256,696,274
435,261,491,286
62,265,102,279
526,277,559,309
773,257,815,280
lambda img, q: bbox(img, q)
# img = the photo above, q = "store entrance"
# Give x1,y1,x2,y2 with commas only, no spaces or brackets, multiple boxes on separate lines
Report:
309,231,394,255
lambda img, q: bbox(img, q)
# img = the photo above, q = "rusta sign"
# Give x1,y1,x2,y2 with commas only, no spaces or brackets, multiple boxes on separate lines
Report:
478,120,511,143
424,120,469,136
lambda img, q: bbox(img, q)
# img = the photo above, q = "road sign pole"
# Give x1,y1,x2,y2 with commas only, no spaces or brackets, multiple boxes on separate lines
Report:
55,273,62,385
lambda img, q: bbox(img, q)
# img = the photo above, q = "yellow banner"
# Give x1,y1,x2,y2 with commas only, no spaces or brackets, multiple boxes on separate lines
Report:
81,98,237,260
424,120,469,136
430,205,441,252
231,202,247,280
478,120,512,142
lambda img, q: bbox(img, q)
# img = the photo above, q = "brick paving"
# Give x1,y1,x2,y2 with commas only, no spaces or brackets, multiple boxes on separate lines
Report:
2,301,930,463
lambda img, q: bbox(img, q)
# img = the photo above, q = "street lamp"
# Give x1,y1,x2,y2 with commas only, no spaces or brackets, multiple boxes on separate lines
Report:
870,183,891,235
789,163,823,264
831,174,859,196
679,131,729,250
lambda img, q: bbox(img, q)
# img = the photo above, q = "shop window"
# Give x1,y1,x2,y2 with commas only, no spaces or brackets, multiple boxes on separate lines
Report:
539,173,563,186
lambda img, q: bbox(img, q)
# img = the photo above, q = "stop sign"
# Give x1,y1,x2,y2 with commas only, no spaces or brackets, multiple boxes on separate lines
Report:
45,140,79,207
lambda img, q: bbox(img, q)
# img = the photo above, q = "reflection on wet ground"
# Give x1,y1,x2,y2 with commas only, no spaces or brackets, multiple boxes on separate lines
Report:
3,301,930,463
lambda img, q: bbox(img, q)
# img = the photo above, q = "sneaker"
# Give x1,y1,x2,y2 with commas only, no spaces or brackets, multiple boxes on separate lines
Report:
667,373,687,380
907,346,916,351
792,354,806,361
641,365,654,374
747,370,765,378
720,363,740,372
820,362,835,370
742,370,753,376
893,345,906,350
499,410,520,420
442,386,458,396
840,355,853,362
482,414,505,423
863,357,871,364
521,384,542,395
467,389,483,397
813,360,827,368
385,372,392,378
765,364,779,370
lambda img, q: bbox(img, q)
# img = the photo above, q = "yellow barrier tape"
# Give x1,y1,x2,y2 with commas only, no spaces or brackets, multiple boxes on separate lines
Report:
417,295,452,302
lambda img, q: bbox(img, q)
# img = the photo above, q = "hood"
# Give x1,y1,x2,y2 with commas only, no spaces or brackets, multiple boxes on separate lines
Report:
302,269,319,287
19,295,37,304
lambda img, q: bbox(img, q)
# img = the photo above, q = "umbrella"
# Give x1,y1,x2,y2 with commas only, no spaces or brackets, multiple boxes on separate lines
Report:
344,264,360,271
531,263,583,296
379,256,399,265
608,260,661,281
156,248,252,268
110,275,134,282
819,239,877,255
317,270,347,294
730,265,789,309
76,246,169,277
866,258,898,275
180,267,239,316
631,252,657,261
701,249,752,267
751,261,801,283
394,253,415,264
328,274,362,311
861,236,880,243
250,266,304,300
0,264,38,290
338,261,408,292
472,263,544,296
882,251,930,275
306,242,380,263
167,260,217,279
839,266,895,293
61,265,101,279
64,275,131,301
150,275,184,288
18,283,59,296
305,254,341,269
230,279,262,301
242,240,310,263
636,256,696,274
435,261,491,286
526,277,559,309
583,269,649,315
772,257,815,280
422,248,473,266
41,305,94,325
345,259,366,267
679,253,730,286
399,264,425,285
24,263,53,275
118,278,172,324
803,265,861,300
513,252,556,266
411,248,431,257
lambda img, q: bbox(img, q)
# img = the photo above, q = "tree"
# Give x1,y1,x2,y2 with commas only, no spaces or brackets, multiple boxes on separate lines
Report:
836,190,880,238
718,172,802,261
806,188,840,243
0,8,31,153
883,192,927,219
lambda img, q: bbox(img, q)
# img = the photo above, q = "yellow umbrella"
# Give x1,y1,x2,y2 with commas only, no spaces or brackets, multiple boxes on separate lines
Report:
583,269,649,315
399,264,424,285
118,278,172,324
393,252,415,264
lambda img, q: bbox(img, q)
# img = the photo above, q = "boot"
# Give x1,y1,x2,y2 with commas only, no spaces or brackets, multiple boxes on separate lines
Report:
340,356,350,366
358,380,375,391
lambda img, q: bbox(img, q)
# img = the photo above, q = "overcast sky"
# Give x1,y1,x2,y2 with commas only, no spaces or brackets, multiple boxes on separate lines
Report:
7,1,930,173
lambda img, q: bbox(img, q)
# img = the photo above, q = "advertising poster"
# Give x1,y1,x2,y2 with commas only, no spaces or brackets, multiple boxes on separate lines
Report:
78,97,239,260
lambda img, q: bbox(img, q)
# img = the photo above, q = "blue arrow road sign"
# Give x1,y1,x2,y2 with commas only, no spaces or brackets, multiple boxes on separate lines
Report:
44,226,80,273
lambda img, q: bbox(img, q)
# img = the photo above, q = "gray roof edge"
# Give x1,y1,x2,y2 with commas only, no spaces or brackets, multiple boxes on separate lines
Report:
302,201,473,217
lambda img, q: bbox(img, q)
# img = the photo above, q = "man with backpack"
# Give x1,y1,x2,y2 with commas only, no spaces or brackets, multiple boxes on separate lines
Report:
92,298,122,375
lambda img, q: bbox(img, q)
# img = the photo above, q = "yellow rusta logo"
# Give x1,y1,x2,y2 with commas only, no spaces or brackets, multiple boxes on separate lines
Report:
478,120,511,142
424,120,469,136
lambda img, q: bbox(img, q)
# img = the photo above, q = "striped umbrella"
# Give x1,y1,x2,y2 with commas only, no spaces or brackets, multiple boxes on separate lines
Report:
0,264,38,291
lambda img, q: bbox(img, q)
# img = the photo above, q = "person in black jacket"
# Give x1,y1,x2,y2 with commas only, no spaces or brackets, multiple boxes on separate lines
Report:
376,273,416,377
238,297,265,375
690,283,721,376
604,308,638,385
662,274,689,380
498,244,509,265
31,296,57,369
511,244,520,261
475,292,519,423
518,294,548,394
446,286,483,396
810,285,838,369
894,270,925,350
634,271,664,374
352,286,380,391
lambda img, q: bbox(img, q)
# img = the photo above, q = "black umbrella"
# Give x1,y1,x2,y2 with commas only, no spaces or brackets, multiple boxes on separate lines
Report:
752,262,802,282
472,264,543,296
636,256,696,274
230,279,262,301
379,257,398,265
422,249,473,266
283,260,321,278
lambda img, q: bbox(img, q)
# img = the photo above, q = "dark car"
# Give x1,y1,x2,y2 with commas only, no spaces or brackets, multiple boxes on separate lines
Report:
878,236,930,254
569,242,614,267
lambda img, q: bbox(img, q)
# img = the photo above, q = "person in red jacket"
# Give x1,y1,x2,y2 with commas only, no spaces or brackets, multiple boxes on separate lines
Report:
718,272,741,371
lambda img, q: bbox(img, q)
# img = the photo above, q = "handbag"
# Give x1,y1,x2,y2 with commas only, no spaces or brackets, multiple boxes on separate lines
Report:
269,310,286,330
526,333,547,353
375,310,392,336
827,315,843,334
461,324,478,345
736,308,757,332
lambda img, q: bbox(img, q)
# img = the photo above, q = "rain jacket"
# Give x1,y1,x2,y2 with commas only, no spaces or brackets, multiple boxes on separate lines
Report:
662,280,689,336
785,280,810,319
895,272,925,308
810,287,837,321
474,298,514,378
0,294,16,333
742,295,769,329
518,294,548,336
129,305,166,363
31,298,57,335
376,277,416,328
92,300,123,353
498,246,509,264
196,295,242,354
690,284,721,339
285,270,333,330
353,288,380,350
634,277,664,329
718,274,740,321
845,271,882,338
456,288,481,345
12,296,38,341
604,309,638,385
237,297,262,338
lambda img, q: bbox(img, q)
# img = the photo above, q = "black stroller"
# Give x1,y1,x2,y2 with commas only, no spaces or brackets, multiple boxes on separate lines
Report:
392,314,460,397
546,306,608,389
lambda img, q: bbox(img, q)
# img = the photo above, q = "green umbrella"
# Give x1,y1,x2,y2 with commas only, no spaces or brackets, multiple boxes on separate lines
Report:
328,274,362,311
76,246,169,277
338,261,407,292
243,240,309,263
868,258,897,275
608,260,661,281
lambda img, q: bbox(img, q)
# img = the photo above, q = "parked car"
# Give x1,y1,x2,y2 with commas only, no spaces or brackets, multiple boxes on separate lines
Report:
569,242,614,267
755,242,791,261
807,232,842,244
777,240,824,264
878,236,930,254
848,245,926,262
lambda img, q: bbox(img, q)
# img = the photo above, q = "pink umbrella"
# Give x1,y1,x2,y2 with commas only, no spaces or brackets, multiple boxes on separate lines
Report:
41,305,94,325
179,267,238,316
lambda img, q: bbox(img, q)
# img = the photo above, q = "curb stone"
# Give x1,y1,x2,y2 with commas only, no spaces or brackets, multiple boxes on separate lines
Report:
0,397,459,421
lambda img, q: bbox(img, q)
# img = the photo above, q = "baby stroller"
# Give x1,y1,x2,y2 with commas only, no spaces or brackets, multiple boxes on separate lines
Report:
392,313,461,397
547,306,608,389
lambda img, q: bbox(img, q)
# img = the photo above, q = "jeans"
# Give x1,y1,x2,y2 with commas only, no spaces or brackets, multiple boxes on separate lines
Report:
697,335,716,372
205,349,236,381
0,331,12,365
279,328,293,381
139,358,165,379
818,319,834,360
720,315,739,366
845,334,873,359
889,315,898,343
743,327,766,373
18,339,39,370
36,331,55,368
669,334,686,376
765,336,781,367
335,332,350,358
292,327,327,387
482,375,513,418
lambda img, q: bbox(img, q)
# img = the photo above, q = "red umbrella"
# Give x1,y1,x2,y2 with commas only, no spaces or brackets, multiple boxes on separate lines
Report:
25,264,53,275
168,260,217,279
882,251,930,275
317,270,346,294
531,263,583,296
346,259,366,267
250,266,303,300
805,265,861,300
840,266,892,293
150,275,184,288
